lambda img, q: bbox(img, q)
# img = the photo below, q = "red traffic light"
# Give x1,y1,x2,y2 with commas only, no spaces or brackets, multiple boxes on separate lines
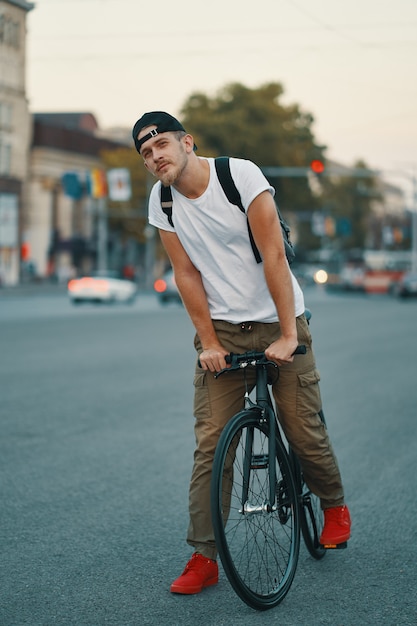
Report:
310,159,325,174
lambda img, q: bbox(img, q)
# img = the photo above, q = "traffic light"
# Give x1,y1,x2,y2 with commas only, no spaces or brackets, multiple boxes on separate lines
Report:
310,159,325,174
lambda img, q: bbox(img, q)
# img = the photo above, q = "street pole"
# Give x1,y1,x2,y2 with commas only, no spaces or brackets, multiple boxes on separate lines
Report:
389,165,417,274
144,225,156,290
412,172,417,274
143,172,156,289
97,197,108,272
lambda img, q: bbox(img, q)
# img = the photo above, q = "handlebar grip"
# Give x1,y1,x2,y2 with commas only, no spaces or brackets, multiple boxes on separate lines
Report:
226,346,306,363
293,345,306,355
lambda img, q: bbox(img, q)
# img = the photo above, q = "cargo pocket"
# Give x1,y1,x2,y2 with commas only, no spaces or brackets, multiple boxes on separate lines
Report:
193,371,211,420
296,368,322,418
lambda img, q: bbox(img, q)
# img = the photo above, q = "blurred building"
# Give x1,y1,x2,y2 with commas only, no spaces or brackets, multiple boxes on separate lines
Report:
0,0,34,285
27,112,127,281
368,179,406,249
312,159,406,250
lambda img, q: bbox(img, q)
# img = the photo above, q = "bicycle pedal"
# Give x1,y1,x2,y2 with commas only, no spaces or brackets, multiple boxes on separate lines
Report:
320,541,348,550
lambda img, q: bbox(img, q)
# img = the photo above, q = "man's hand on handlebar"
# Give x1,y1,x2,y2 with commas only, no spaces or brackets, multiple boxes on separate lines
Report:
198,346,230,373
264,336,299,367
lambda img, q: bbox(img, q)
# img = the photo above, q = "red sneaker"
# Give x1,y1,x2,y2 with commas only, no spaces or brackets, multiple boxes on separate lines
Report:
170,553,219,595
320,505,351,546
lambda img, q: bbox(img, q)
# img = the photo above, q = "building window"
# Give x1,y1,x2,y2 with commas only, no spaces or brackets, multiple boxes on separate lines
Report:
0,13,20,49
0,193,18,247
0,102,12,130
0,102,12,174
0,141,11,175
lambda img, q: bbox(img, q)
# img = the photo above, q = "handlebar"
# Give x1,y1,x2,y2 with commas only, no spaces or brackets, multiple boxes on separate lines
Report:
226,345,306,365
212,345,306,377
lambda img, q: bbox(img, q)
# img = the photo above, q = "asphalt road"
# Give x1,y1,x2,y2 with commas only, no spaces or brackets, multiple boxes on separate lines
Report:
1,288,416,625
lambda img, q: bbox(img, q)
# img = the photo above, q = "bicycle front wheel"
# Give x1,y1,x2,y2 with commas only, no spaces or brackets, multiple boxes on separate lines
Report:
211,409,300,610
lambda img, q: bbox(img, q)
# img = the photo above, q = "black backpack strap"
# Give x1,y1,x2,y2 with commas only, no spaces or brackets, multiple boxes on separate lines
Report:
215,157,262,264
160,184,174,228
214,157,245,212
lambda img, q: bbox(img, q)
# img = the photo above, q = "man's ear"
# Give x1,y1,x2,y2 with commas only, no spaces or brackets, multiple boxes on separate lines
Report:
183,133,195,153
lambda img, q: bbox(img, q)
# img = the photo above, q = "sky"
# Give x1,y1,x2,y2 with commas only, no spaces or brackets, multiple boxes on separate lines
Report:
26,0,417,199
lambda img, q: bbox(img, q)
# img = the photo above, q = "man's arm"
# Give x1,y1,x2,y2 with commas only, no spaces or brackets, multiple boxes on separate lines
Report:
159,229,228,372
247,190,298,364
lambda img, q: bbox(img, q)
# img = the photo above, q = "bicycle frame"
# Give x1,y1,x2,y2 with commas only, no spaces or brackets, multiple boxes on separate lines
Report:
215,350,306,518
246,370,327,549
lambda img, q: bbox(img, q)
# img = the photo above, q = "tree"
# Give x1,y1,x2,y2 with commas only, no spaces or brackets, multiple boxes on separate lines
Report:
180,82,326,249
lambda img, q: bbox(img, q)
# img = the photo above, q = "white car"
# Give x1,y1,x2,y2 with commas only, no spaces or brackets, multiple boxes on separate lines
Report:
68,271,137,304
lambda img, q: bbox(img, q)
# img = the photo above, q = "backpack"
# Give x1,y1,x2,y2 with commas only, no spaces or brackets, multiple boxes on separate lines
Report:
160,156,295,265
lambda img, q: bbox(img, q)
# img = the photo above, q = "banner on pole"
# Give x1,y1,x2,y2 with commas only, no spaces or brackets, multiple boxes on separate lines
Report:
61,172,84,199
89,169,108,198
107,168,131,202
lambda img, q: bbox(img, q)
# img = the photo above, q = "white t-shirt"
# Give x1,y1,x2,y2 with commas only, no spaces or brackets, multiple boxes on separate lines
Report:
148,157,305,323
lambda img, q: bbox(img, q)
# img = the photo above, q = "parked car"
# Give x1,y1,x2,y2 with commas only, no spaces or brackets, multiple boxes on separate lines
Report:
153,269,182,305
389,272,417,298
67,271,137,304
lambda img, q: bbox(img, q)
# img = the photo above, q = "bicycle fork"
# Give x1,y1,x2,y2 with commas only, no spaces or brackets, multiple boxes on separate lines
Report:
240,366,278,515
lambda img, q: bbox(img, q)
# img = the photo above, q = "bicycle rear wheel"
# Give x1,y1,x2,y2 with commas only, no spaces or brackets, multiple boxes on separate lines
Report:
298,408,327,559
299,470,326,560
211,409,300,610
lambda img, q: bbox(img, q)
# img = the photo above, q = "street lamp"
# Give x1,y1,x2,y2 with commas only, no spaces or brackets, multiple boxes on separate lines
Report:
389,166,417,274
411,173,417,274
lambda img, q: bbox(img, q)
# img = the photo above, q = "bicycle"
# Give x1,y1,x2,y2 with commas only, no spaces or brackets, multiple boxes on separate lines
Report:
210,345,339,611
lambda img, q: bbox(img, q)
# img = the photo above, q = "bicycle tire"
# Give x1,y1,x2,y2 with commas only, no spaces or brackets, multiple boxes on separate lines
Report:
288,448,326,560
211,409,300,610
299,470,326,560
298,408,327,559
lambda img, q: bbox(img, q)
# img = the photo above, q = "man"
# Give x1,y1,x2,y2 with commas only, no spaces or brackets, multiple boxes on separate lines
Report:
132,111,351,595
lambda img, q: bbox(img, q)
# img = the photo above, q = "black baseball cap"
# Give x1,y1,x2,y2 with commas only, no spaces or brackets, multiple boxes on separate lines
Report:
132,111,188,153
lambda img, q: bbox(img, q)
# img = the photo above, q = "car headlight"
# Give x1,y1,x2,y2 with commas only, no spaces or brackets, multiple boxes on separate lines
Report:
154,278,167,293
313,269,328,285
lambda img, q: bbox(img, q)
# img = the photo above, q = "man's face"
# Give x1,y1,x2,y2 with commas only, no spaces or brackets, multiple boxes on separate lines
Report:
138,126,190,187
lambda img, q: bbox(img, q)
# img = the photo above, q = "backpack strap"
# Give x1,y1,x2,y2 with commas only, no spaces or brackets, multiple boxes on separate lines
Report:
215,157,262,264
160,185,174,228
216,157,295,265
214,156,245,212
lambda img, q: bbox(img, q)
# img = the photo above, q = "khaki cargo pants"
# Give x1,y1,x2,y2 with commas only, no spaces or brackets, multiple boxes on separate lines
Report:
187,314,345,560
